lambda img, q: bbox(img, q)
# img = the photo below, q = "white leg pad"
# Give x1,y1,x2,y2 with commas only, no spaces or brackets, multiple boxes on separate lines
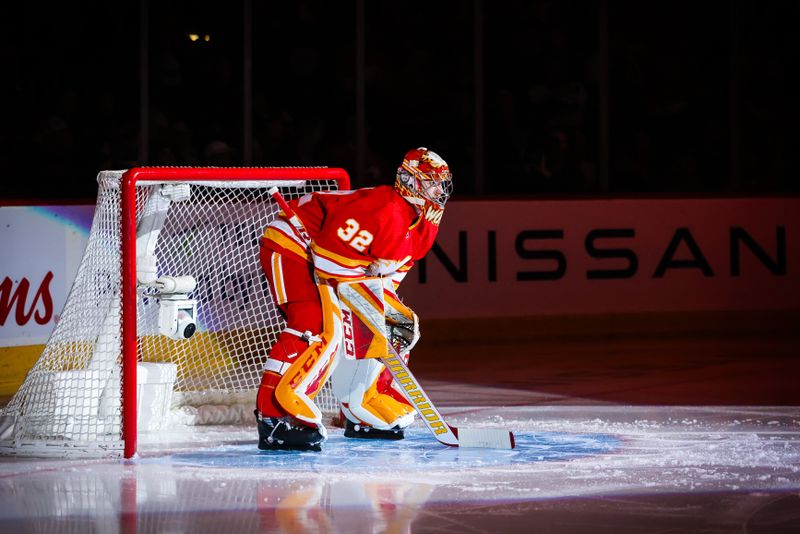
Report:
333,356,418,430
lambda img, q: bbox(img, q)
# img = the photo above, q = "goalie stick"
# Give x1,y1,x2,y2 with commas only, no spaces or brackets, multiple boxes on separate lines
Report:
268,186,515,449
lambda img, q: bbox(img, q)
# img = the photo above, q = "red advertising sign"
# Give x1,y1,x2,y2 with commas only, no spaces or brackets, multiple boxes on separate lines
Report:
399,198,800,319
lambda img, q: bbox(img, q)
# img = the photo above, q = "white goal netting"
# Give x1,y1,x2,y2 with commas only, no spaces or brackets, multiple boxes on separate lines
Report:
0,168,347,457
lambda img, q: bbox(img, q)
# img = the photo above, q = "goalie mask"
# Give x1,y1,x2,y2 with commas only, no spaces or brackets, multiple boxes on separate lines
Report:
395,147,453,223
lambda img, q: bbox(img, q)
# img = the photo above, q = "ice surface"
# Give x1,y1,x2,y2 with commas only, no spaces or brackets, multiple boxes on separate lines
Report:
1,385,799,532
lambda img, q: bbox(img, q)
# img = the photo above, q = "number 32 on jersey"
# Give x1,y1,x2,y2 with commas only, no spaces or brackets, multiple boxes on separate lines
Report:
337,218,374,252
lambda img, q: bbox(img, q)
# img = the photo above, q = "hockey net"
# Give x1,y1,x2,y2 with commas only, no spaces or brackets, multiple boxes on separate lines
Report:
0,167,349,458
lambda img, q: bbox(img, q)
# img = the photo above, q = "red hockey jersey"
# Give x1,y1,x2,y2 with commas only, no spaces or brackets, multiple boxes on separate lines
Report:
262,185,439,283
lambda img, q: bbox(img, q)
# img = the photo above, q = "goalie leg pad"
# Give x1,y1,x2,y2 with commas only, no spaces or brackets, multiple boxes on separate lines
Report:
257,252,341,427
274,283,342,426
256,299,325,420
331,357,415,431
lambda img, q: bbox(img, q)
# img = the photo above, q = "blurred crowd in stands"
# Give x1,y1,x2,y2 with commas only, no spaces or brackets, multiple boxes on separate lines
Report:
2,1,796,200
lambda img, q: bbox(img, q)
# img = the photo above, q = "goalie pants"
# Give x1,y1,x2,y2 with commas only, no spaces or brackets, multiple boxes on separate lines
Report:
258,248,413,429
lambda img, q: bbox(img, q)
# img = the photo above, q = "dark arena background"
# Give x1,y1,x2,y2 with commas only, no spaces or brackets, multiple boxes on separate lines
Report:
1,1,799,532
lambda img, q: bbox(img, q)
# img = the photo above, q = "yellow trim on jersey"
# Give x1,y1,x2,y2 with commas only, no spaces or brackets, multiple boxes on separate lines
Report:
311,243,372,269
263,226,309,261
270,252,287,305
311,243,375,281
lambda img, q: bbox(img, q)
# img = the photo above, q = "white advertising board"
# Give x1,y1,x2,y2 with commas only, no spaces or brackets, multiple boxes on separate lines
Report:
0,206,92,346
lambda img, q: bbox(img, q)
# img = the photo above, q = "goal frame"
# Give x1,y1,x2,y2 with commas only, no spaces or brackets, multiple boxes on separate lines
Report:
116,167,349,458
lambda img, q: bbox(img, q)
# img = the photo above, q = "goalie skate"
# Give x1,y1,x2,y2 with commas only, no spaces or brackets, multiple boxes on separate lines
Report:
344,419,405,441
255,411,327,452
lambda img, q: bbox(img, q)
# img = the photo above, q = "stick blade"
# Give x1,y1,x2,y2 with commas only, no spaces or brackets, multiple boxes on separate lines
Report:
454,427,515,449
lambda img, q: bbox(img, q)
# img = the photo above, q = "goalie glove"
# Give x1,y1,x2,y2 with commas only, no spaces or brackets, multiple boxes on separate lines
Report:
383,281,420,354
386,308,419,354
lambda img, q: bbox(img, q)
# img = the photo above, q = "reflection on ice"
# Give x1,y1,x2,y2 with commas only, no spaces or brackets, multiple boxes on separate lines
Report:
1,404,799,532
0,459,437,533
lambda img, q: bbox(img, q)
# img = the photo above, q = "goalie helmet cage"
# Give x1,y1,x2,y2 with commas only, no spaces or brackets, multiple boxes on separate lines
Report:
0,167,349,458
